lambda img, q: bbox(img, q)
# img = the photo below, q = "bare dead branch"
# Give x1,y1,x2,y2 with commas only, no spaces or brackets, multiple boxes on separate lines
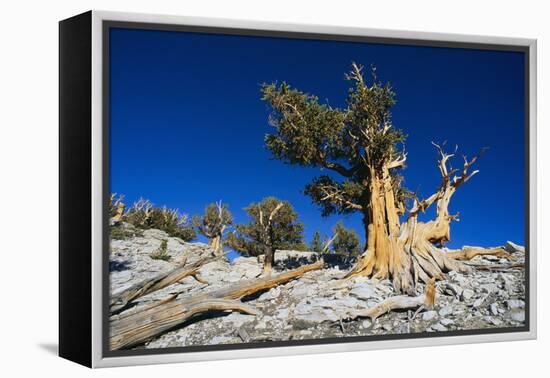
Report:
110,255,217,313
346,278,436,321
110,260,324,350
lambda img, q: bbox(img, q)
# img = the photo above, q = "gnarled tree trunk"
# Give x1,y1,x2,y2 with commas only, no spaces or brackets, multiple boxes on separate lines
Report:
347,144,502,294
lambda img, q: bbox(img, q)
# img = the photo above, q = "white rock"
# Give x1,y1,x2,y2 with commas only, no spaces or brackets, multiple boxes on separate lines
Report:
422,311,438,321
445,283,462,297
142,229,170,240
350,285,377,300
473,296,486,308
461,289,475,301
479,283,498,293
210,336,234,344
484,316,503,326
292,284,316,298
490,303,499,316
222,313,255,328
439,305,454,317
510,309,525,322
259,287,281,301
295,308,339,323
254,321,267,330
506,299,525,309
276,308,290,319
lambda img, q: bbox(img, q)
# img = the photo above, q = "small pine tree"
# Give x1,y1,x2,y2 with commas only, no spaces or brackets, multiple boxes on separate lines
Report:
192,202,233,256
332,221,361,256
310,231,323,252
125,198,196,241
109,193,126,220
225,197,304,274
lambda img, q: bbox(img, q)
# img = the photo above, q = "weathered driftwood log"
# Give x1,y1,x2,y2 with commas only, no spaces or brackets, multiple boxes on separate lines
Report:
347,278,436,322
464,262,525,271
110,255,216,313
446,246,512,261
110,260,323,350
111,294,178,321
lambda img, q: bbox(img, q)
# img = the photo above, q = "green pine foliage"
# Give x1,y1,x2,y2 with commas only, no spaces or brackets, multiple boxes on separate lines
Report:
309,231,324,252
225,197,305,257
192,202,233,238
331,221,361,256
124,198,196,241
149,239,171,261
261,63,410,219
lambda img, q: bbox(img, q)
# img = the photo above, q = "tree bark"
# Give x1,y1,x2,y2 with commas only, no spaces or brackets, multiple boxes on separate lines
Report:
110,256,216,313
346,145,504,294
347,278,436,321
208,234,224,257
264,245,274,275
110,260,323,350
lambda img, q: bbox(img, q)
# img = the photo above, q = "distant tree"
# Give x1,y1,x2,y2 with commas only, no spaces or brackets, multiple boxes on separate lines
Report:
192,201,233,256
310,231,323,252
225,197,304,274
331,221,361,256
109,193,126,223
125,198,196,241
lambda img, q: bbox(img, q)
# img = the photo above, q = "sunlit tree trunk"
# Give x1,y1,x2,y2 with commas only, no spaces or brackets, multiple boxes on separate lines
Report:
347,144,504,294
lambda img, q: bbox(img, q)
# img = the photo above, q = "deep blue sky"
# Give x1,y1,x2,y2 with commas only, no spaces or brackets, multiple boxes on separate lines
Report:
109,27,525,255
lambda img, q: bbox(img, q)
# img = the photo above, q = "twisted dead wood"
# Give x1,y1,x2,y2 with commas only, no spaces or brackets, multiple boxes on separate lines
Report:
110,255,217,313
446,246,512,261
347,278,436,321
110,260,323,350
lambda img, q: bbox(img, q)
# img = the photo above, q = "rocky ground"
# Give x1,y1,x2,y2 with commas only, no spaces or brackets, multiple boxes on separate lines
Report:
110,224,526,350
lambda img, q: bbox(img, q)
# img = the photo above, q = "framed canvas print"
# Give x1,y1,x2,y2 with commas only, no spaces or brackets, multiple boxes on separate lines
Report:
59,10,537,368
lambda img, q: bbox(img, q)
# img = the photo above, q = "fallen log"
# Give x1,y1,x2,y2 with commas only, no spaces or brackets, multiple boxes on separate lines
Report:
347,278,436,321
110,255,217,313
464,262,524,271
446,246,512,261
110,260,324,350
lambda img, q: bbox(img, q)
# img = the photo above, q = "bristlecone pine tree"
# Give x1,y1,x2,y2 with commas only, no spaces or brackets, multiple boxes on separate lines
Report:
332,221,361,256
192,202,233,256
261,62,502,294
310,231,324,253
226,197,304,274
109,193,126,223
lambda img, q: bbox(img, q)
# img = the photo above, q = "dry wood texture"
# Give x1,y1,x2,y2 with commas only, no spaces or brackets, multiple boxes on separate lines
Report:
346,139,505,294
110,260,323,350
110,256,216,313
348,278,436,321
446,246,512,261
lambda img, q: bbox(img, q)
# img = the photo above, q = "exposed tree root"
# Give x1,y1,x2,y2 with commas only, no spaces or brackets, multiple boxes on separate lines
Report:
344,143,511,294
347,278,436,322
110,260,323,350
110,255,217,313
